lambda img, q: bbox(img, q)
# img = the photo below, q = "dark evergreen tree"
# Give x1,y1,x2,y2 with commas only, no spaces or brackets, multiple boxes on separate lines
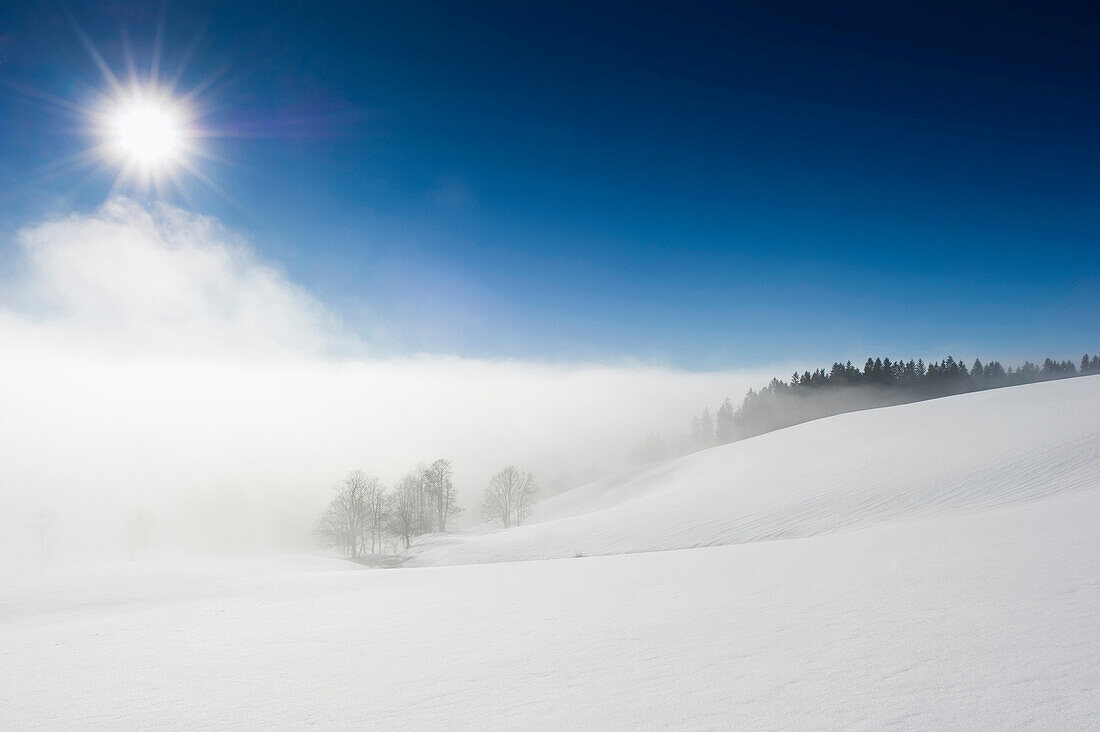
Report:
691,407,714,449
715,398,736,444
690,349,1096,448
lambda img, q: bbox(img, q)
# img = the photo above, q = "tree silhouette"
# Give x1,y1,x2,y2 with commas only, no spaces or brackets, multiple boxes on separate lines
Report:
695,350,1096,448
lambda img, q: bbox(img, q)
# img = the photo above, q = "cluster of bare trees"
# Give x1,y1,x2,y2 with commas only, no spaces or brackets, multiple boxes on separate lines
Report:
314,458,462,559
315,460,542,558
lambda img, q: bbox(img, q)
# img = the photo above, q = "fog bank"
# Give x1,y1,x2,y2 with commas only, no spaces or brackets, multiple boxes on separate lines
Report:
0,200,773,562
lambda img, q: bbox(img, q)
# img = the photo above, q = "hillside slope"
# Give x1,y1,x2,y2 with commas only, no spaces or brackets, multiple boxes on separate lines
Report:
4,377,1098,727
409,375,1100,566
4,488,1098,728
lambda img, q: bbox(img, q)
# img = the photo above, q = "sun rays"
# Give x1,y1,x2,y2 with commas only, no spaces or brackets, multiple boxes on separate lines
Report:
15,8,232,203
88,84,196,193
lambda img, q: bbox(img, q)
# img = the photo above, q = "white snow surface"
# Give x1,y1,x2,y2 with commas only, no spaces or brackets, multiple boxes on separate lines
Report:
409,375,1100,565
2,376,1099,728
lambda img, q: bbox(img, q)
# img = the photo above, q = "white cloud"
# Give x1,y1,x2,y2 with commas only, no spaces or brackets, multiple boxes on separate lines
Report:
0,199,778,561
10,198,347,357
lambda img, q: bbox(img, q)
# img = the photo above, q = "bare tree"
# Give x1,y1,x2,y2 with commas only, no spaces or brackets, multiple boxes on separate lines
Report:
313,470,371,558
314,499,356,558
410,461,434,535
423,458,461,532
361,476,388,555
483,466,538,528
127,509,151,558
513,469,537,526
389,473,420,549
31,510,55,561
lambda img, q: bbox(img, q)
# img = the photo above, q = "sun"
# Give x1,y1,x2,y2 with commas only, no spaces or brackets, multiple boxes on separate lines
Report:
95,87,194,180
87,83,209,195
15,12,231,201
110,101,183,166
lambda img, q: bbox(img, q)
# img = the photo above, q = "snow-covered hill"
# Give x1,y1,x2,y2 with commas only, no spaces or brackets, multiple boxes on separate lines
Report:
3,376,1098,728
409,375,1100,566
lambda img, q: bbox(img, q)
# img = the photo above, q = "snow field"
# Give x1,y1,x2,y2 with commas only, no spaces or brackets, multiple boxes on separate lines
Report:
3,376,1099,728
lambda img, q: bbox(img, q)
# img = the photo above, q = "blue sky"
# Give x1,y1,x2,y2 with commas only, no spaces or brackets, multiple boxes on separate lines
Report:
1,1,1097,367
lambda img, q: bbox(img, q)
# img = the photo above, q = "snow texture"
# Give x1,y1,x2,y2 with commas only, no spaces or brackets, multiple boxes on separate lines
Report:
2,376,1098,728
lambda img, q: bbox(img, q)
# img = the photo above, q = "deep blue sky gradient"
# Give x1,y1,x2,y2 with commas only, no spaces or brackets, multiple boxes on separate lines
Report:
1,1,1098,366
